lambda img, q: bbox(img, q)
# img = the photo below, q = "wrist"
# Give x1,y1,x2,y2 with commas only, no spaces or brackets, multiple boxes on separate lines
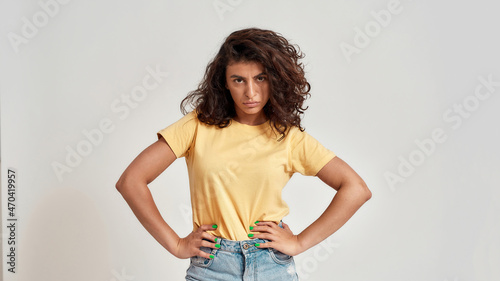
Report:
295,234,307,255
171,236,183,258
159,233,182,258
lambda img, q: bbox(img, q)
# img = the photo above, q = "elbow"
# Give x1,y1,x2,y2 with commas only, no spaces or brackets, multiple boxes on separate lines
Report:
338,180,372,202
364,189,372,201
116,174,148,195
115,178,124,193
360,181,372,201
115,175,129,194
344,179,371,202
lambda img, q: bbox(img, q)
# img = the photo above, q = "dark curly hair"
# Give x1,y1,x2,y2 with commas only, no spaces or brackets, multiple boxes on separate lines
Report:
180,27,311,140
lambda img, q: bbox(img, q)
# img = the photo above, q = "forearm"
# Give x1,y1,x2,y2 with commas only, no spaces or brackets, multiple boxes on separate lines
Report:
117,182,181,257
297,182,371,254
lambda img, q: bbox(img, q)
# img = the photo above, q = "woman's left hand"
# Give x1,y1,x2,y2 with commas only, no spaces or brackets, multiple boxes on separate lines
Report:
249,221,303,256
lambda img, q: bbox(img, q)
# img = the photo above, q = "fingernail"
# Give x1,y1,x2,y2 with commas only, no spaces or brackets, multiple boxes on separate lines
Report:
215,244,221,248
249,226,254,230
214,238,218,242
209,254,214,259
255,243,260,247
212,224,218,229
254,221,259,224
248,233,254,238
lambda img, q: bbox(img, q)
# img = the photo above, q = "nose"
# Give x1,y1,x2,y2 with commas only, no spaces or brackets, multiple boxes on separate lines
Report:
245,81,258,99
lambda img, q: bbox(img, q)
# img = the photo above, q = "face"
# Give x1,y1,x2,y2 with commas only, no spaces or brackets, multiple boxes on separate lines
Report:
225,60,270,125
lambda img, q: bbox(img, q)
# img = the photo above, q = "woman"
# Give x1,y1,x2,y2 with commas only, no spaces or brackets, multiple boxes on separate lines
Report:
116,28,372,280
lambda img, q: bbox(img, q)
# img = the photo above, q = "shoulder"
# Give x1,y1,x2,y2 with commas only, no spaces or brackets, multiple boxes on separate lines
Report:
183,110,199,121
158,111,200,134
174,110,200,127
284,125,306,140
283,125,326,148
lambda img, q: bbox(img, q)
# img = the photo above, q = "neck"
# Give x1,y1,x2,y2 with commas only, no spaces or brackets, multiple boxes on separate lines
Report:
233,114,267,126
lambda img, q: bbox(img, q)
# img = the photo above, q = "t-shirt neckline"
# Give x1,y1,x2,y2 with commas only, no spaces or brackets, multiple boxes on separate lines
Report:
231,118,270,129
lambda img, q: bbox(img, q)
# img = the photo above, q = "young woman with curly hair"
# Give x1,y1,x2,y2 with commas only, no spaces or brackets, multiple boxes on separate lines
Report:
116,28,372,281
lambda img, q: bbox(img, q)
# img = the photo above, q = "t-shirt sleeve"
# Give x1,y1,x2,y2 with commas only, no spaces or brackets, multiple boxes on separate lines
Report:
156,111,198,158
289,129,336,176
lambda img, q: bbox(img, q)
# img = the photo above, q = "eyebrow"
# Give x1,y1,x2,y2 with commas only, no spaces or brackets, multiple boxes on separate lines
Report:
229,72,267,79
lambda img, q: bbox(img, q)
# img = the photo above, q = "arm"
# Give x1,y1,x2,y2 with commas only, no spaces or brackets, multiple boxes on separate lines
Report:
252,156,372,255
115,137,217,259
296,156,372,252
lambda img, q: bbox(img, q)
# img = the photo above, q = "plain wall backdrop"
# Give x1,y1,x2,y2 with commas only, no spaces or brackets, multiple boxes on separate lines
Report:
1,0,499,280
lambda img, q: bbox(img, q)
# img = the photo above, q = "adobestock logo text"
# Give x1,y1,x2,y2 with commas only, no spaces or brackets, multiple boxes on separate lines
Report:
8,0,72,54
51,64,169,182
384,74,499,191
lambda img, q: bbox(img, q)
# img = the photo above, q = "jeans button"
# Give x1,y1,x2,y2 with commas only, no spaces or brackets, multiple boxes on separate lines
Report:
243,244,250,249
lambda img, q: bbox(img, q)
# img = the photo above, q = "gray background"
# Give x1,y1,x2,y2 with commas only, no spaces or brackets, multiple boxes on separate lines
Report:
1,0,499,280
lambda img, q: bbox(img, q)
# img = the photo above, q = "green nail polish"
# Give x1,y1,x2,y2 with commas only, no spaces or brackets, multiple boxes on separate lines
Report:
254,221,259,224
209,254,214,259
249,226,254,230
214,238,218,242
212,224,218,229
255,243,260,247
248,233,254,238
215,244,221,248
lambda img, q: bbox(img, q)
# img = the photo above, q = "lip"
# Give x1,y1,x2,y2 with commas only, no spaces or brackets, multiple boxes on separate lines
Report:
243,101,260,107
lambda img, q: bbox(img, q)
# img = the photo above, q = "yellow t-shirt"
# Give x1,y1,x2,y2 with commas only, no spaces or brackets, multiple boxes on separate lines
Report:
157,111,336,241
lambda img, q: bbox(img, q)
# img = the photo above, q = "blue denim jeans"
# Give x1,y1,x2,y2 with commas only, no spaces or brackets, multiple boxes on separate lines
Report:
185,237,299,281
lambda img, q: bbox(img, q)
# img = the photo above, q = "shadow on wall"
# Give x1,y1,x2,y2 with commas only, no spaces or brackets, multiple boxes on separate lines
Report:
17,187,110,281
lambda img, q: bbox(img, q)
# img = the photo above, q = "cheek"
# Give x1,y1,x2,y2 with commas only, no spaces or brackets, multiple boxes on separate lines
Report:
228,88,240,101
229,92,237,101
262,85,270,100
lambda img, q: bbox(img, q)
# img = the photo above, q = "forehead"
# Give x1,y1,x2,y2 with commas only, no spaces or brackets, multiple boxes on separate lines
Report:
226,60,265,75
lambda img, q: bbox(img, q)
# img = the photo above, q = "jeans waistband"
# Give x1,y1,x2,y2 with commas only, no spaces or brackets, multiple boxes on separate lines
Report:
216,238,267,253
214,221,283,253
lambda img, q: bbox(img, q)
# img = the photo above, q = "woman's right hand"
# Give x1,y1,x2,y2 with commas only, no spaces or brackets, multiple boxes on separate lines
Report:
174,224,219,259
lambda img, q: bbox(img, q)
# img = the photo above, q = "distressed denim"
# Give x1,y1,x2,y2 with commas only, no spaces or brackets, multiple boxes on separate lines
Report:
185,237,299,281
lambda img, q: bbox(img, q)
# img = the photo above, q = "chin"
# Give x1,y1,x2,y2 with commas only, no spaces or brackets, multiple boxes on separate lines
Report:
243,108,264,115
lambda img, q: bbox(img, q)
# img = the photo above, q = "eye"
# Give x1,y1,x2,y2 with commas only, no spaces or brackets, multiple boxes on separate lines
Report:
234,78,244,83
257,76,267,82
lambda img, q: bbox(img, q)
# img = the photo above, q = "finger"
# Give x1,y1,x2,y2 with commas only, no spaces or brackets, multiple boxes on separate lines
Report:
281,222,294,234
198,224,218,232
196,249,215,259
251,223,279,234
250,232,274,241
255,221,278,227
200,230,217,242
282,222,290,230
254,241,272,248
251,226,274,235
200,239,219,249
